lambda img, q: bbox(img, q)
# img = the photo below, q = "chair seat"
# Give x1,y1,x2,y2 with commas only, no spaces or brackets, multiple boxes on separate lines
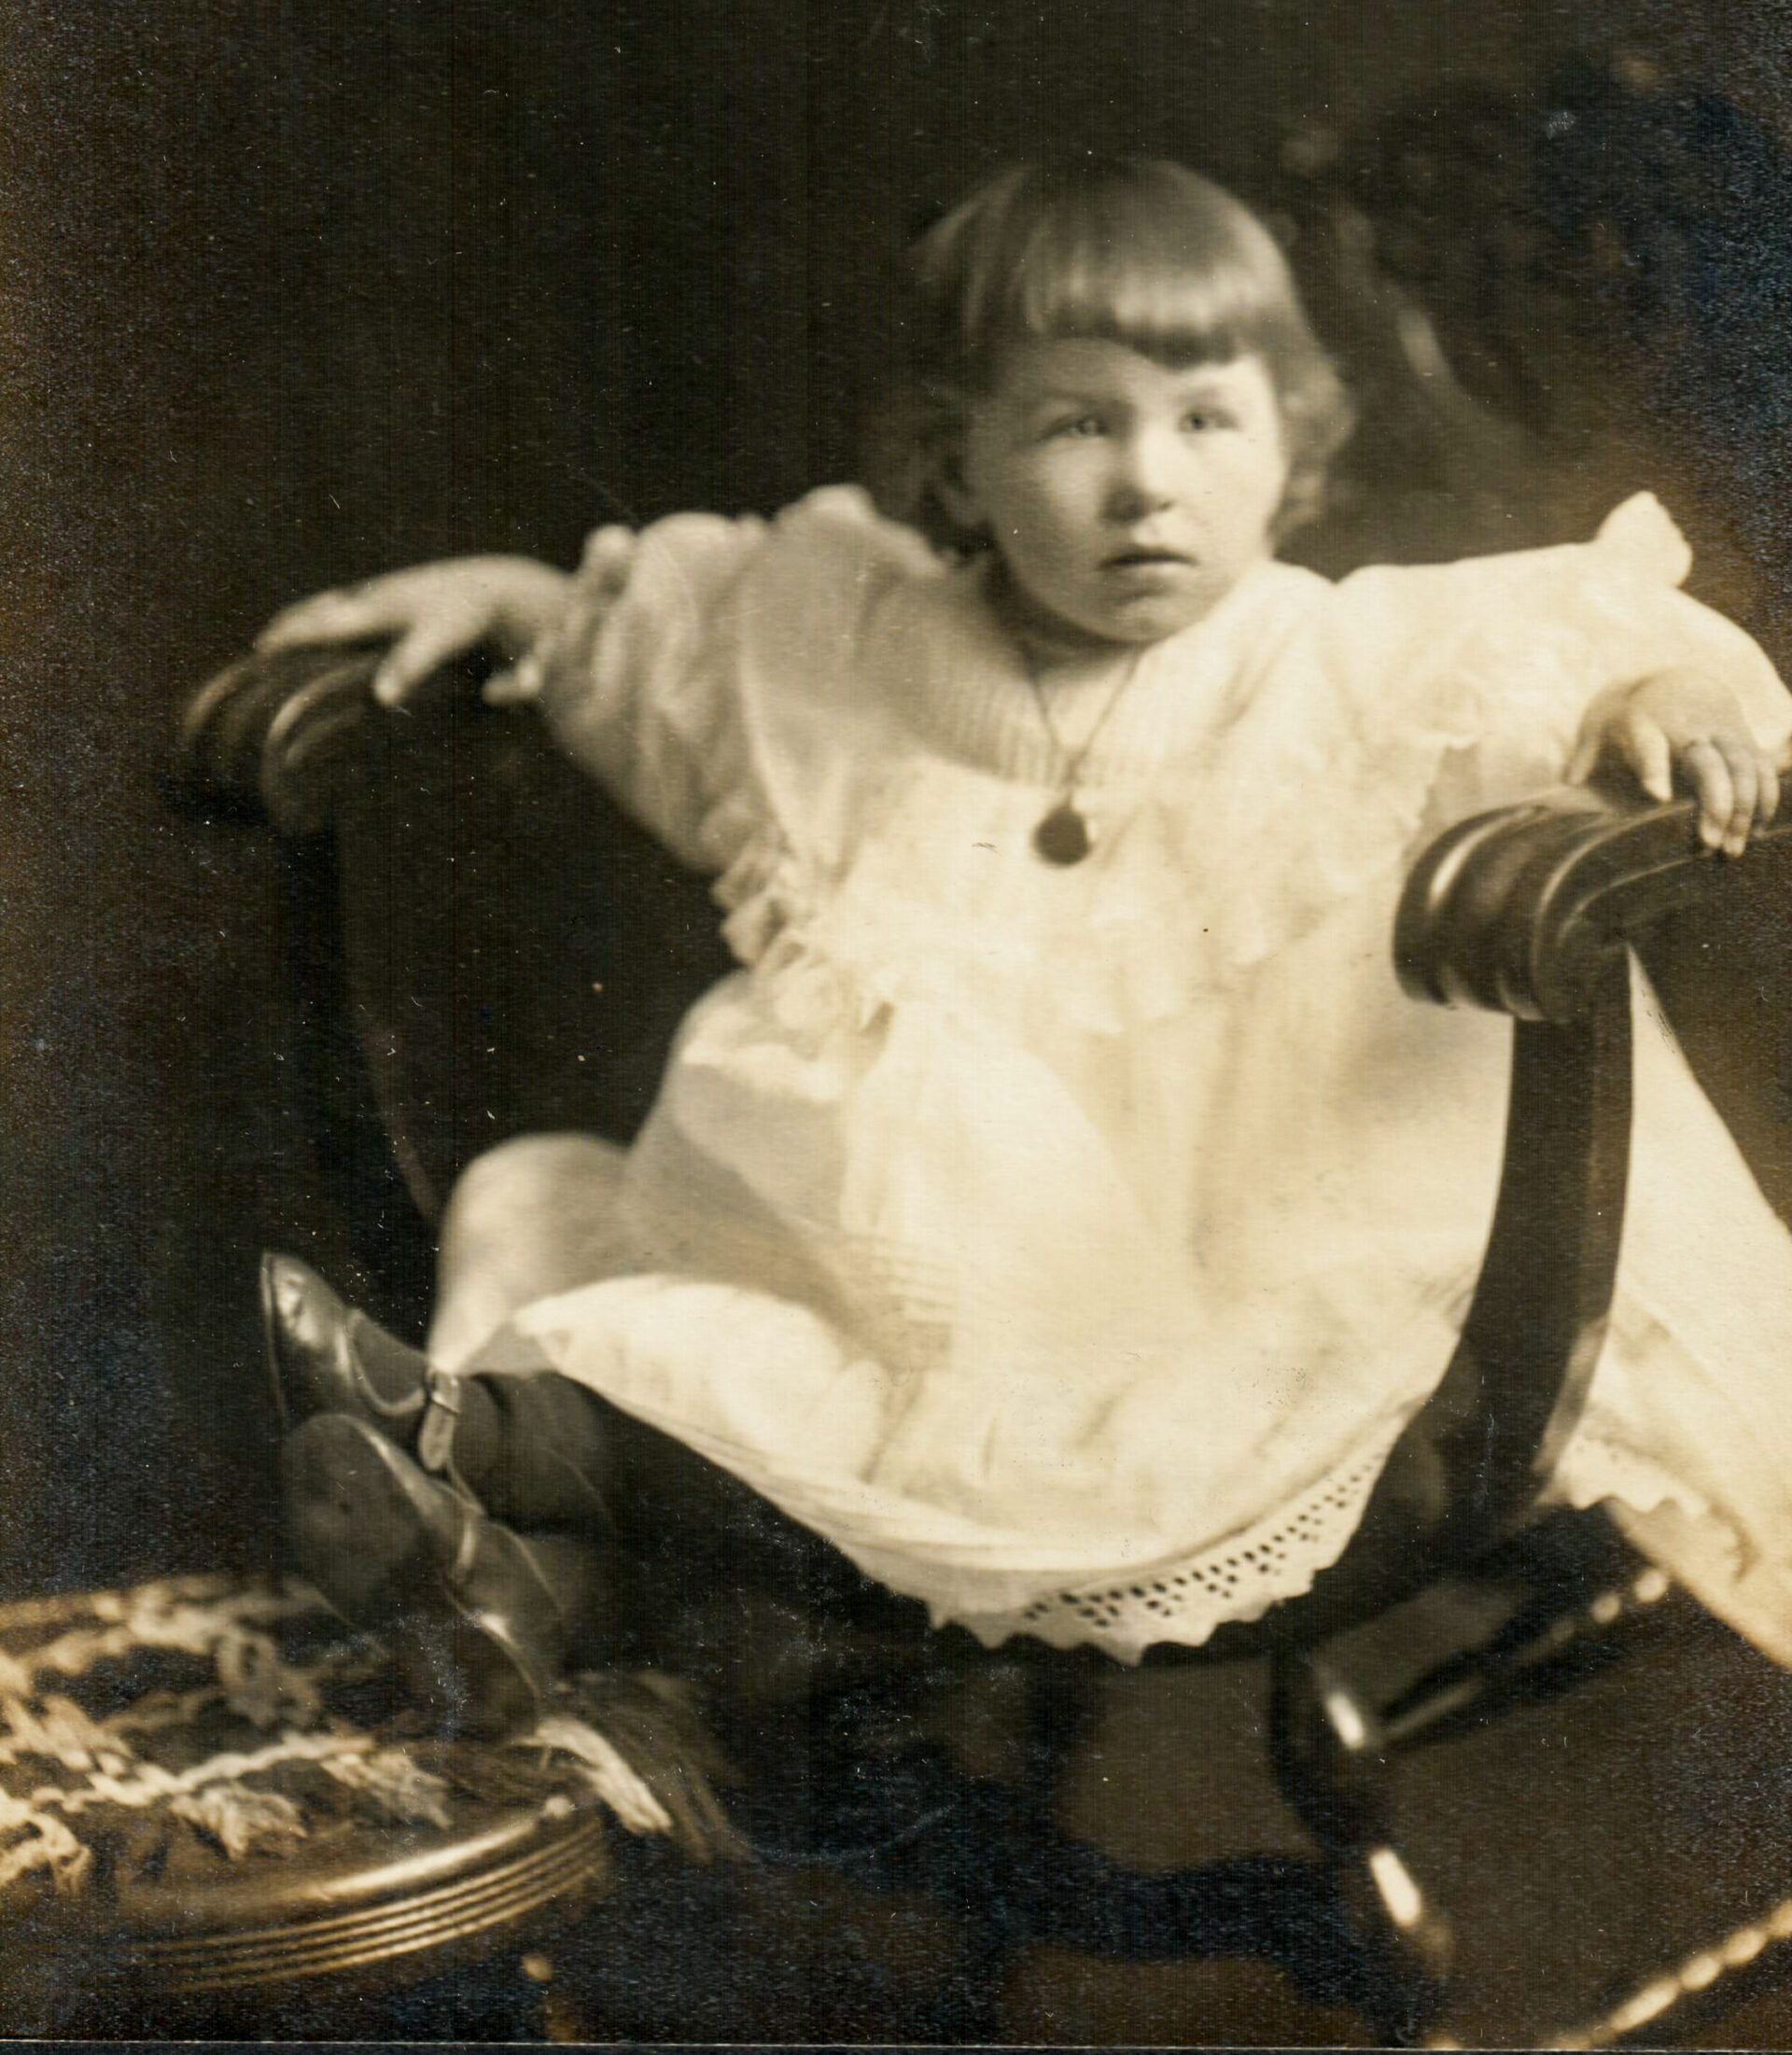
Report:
0,1573,735,2037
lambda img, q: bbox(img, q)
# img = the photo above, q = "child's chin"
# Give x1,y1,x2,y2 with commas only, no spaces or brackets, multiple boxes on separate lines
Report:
1099,592,1222,644
1015,581,1219,651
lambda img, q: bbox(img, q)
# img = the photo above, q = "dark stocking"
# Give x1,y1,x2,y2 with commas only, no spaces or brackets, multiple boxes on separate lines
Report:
450,1372,616,1531
455,1372,896,1612
451,1370,938,1702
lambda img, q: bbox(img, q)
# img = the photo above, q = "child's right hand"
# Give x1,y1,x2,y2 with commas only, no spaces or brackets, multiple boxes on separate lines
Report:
257,556,573,708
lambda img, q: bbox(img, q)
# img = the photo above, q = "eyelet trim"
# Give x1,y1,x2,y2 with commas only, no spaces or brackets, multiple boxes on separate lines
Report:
957,1418,1408,1661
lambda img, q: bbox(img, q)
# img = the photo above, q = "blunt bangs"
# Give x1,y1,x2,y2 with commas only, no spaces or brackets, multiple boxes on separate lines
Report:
914,159,1305,393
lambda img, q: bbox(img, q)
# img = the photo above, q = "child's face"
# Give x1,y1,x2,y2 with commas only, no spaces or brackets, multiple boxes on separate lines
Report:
945,340,1289,650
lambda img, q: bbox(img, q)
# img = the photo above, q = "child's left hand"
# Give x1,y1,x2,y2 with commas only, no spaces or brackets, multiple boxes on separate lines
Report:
1567,667,1783,856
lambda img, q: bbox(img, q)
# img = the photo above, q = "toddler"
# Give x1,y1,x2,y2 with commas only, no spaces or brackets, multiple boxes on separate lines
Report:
260,158,1792,1735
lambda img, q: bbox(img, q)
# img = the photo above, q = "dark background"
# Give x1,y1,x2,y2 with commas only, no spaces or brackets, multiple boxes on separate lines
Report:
2,0,1785,1598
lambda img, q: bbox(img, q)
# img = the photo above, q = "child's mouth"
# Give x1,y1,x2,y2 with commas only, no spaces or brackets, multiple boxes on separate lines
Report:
1103,549,1193,572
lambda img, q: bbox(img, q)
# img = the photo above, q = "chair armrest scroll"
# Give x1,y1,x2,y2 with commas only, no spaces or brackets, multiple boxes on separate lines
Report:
172,643,392,837
1383,790,1792,1551
1394,794,1792,1024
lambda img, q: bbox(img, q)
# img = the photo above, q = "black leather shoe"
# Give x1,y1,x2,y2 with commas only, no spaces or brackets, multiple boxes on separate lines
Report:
262,1253,459,1456
281,1414,606,1739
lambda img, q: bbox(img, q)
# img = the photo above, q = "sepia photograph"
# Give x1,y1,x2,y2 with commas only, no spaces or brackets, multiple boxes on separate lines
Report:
7,0,1792,2043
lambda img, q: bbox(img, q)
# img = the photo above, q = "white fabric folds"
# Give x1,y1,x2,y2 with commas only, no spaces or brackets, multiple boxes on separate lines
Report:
440,489,1792,1661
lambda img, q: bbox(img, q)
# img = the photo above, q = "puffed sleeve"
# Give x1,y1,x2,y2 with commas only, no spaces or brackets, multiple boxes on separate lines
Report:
1333,493,1791,818
528,510,769,871
527,487,921,873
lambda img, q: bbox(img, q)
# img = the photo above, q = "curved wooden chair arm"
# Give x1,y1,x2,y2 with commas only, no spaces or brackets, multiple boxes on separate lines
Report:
1367,794,1792,1562
1395,792,1792,1026
174,641,392,837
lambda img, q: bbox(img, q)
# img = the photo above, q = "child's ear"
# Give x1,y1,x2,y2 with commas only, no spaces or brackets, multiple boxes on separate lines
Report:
931,434,987,537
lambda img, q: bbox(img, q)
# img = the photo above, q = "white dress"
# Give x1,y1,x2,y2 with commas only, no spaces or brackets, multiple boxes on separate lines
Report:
447,486,1792,1663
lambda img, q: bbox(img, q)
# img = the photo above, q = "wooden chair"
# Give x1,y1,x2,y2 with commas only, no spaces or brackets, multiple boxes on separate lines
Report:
146,67,1792,2034
162,625,1792,2043
144,68,1792,2038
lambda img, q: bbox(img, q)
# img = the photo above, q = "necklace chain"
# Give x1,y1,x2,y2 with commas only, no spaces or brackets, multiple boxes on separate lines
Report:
1018,642,1148,863
1020,643,1147,790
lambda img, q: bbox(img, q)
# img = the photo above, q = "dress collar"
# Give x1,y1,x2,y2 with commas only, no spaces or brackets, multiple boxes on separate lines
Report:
892,555,1320,784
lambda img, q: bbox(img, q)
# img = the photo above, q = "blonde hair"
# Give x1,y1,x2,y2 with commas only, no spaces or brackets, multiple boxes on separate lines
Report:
870,157,1354,549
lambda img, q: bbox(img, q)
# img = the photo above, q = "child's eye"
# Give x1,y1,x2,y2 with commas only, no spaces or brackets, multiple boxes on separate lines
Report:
1183,410,1231,432
1045,414,1106,440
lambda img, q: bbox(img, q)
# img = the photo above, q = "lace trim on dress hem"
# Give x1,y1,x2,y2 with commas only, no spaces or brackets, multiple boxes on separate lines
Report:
1551,1427,1733,1555
950,1414,1411,1662
947,1418,1744,1664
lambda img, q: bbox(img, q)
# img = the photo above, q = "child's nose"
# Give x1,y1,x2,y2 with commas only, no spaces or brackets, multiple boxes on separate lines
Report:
1106,428,1183,517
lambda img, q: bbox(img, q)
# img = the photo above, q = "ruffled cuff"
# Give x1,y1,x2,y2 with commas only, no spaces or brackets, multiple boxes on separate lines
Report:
517,525,640,720
1455,493,1791,771
1577,494,1790,748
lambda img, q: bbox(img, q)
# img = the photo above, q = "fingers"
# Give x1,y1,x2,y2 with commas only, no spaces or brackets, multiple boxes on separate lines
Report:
1618,711,1675,804
482,654,544,707
1689,735,1781,853
1715,735,1761,853
258,582,405,651
1681,740,1736,851
371,617,482,707
263,572,484,706
1565,726,1600,785
1617,710,1779,853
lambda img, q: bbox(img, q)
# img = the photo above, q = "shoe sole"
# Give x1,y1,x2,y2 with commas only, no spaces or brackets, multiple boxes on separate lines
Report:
281,1415,543,1739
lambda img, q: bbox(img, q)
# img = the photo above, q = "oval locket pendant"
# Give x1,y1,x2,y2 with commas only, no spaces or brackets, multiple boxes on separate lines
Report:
1033,801,1092,865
